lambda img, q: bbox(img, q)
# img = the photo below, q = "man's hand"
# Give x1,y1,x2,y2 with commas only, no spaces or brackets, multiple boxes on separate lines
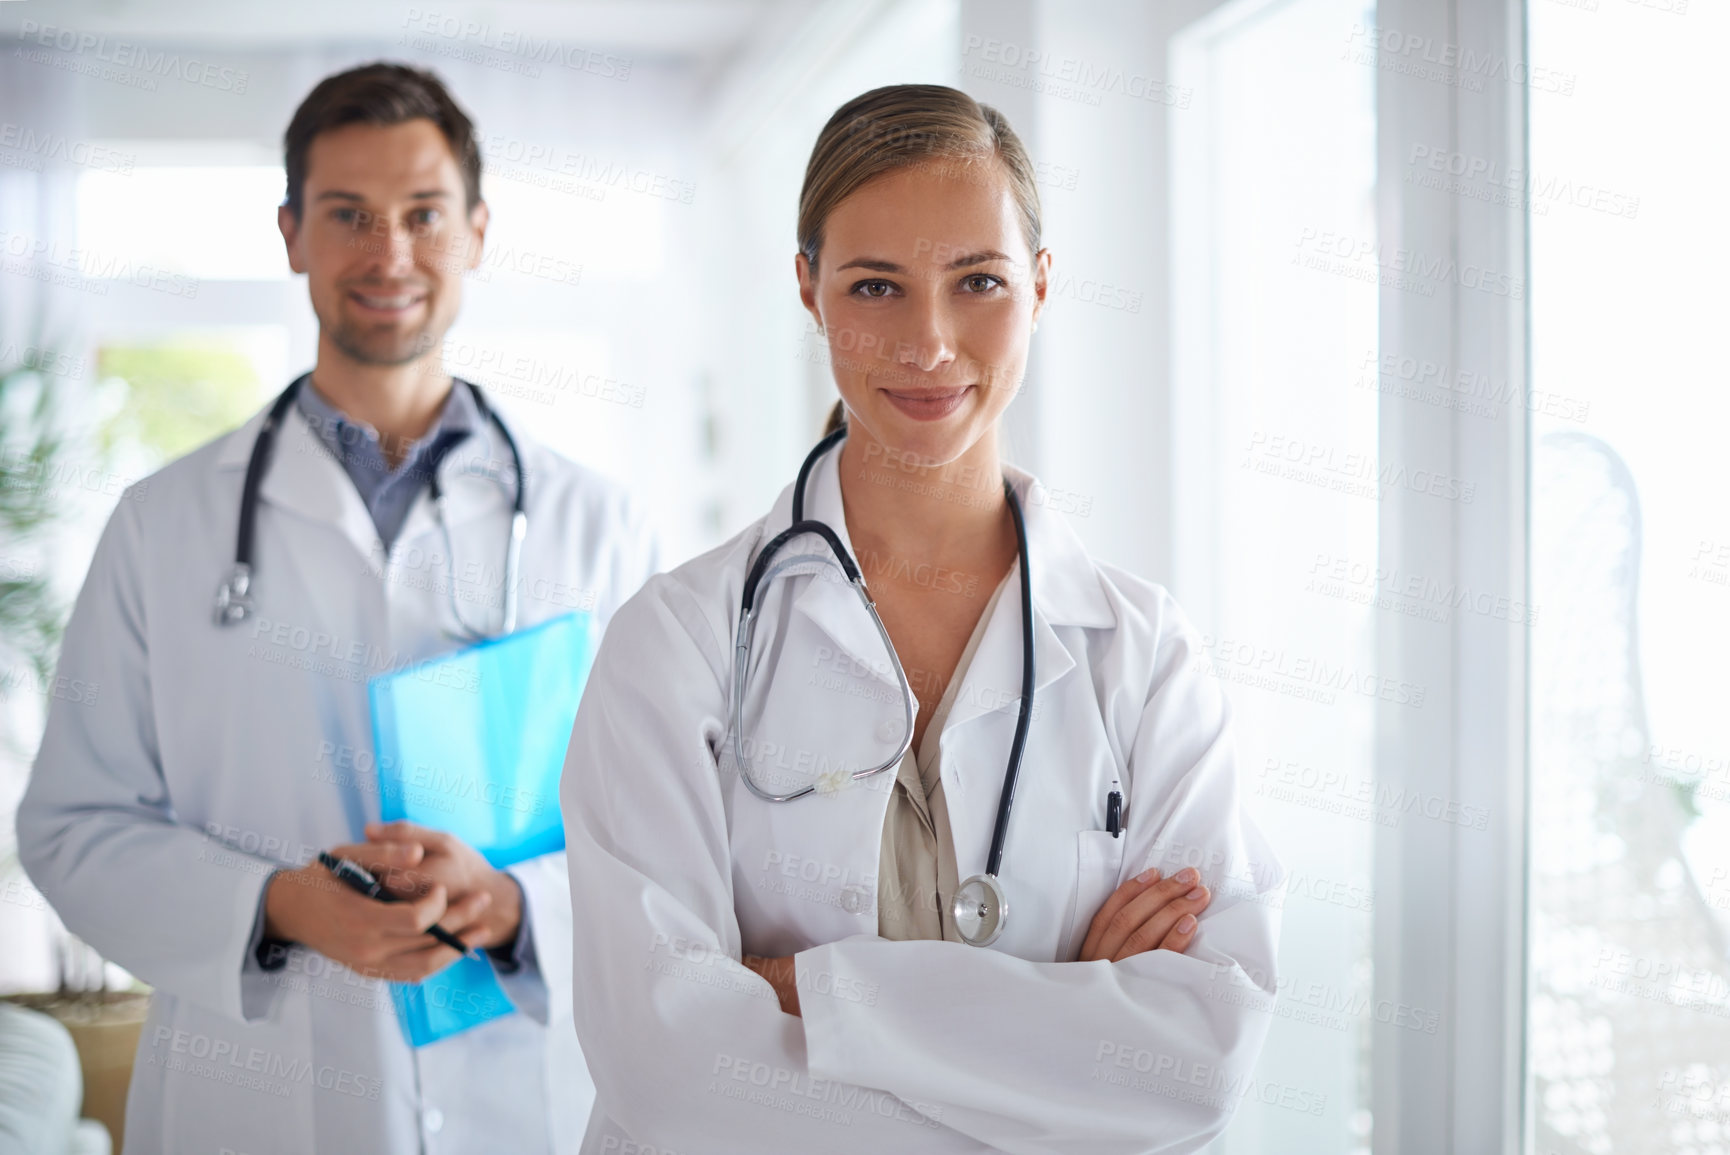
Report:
742,954,801,1017
1078,866,1212,963
342,821,524,953
261,859,489,983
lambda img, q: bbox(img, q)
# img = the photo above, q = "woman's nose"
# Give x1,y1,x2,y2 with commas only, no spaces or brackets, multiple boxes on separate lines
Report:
895,305,956,373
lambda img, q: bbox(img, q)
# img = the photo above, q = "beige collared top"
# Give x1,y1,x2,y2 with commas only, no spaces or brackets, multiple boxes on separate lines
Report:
877,573,1011,942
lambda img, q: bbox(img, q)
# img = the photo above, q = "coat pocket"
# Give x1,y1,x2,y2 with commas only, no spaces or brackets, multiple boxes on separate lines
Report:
1058,829,1128,961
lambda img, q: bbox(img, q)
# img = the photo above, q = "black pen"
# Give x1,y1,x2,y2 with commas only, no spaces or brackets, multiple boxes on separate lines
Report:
317,851,482,960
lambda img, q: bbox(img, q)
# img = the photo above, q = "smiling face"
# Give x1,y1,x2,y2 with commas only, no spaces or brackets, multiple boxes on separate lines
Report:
798,160,1049,468
278,118,487,369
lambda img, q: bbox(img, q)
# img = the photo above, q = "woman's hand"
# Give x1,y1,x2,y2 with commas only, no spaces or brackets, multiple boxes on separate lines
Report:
1078,867,1212,963
742,953,802,1017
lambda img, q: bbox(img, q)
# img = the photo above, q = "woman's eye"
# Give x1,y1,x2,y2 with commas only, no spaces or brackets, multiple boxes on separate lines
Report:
962,273,1004,293
851,279,896,298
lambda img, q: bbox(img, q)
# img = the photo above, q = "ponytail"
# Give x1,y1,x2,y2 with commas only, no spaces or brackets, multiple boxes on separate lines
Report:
822,400,847,436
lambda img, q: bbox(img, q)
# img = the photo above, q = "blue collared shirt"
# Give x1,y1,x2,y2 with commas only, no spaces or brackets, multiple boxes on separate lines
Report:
294,375,482,551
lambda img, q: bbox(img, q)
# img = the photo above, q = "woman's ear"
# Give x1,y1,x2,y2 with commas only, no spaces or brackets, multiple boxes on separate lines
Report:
1029,247,1052,330
795,252,824,335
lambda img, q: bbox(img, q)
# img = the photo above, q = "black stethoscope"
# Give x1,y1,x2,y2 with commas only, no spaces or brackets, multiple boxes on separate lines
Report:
212,375,527,639
730,426,1036,947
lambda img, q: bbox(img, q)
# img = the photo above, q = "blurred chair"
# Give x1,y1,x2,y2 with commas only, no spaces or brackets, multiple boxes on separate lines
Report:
0,1003,109,1155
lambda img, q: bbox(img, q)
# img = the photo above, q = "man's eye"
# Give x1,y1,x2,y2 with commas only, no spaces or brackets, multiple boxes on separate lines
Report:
410,209,441,233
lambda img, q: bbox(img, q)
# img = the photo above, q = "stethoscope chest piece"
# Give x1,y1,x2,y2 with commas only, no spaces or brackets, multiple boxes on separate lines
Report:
953,873,1008,948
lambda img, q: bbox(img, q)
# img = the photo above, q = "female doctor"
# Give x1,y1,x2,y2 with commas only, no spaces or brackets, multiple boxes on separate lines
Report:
560,84,1282,1155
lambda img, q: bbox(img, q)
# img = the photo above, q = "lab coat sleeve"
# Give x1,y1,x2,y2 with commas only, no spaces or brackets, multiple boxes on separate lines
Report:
491,851,569,1024
16,494,286,1024
795,612,1284,1155
636,513,665,583
561,580,995,1155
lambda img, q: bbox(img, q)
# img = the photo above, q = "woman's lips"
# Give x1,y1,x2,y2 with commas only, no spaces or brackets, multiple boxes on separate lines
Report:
882,385,973,421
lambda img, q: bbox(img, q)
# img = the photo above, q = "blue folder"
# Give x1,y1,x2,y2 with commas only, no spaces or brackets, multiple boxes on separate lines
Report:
367,611,597,1047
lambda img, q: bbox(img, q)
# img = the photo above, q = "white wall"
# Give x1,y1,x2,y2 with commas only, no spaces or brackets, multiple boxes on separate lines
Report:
694,0,961,540
962,0,1226,588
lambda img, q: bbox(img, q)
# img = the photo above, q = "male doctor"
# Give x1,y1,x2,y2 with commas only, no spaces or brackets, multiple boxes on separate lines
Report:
17,63,657,1154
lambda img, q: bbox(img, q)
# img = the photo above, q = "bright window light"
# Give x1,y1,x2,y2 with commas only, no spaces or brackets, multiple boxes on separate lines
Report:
479,168,666,282
75,166,291,281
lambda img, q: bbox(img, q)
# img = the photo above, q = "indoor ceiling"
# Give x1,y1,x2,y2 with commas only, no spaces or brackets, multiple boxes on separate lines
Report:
0,0,794,65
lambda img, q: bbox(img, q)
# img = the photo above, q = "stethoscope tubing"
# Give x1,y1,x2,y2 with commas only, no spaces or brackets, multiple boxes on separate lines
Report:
234,385,302,577
216,374,525,638
732,545,917,803
731,427,1037,889
985,477,1035,881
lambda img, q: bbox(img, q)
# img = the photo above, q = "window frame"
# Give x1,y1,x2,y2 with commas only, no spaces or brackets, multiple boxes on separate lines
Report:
1369,0,1532,1151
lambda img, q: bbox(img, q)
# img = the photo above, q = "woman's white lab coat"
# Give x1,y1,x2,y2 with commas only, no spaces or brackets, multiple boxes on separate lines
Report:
17,393,658,1155
560,448,1283,1155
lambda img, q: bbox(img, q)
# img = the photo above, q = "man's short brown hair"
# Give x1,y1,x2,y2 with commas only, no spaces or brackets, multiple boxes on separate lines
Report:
282,61,482,220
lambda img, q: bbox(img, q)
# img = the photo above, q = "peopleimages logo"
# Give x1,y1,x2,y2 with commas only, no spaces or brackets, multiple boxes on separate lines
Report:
1406,144,1641,220
0,123,134,173
1242,430,1478,505
16,21,249,92
399,10,633,80
1342,22,1576,95
1293,227,1525,300
960,35,1192,108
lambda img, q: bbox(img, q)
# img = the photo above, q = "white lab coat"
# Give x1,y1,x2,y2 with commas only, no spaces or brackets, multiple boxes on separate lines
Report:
18,389,659,1155
560,447,1284,1155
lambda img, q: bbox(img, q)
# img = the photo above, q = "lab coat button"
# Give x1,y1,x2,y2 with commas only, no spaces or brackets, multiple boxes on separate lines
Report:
423,1108,444,1133
840,884,872,914
876,720,899,743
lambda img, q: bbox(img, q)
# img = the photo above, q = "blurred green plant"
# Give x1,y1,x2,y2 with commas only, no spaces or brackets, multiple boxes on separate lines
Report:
97,343,261,462
4,336,258,995
2,338,261,724
0,346,71,692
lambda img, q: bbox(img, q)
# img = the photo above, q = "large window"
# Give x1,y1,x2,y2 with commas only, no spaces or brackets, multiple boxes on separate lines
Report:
1171,0,1378,1149
1526,3,1730,1152
76,166,291,282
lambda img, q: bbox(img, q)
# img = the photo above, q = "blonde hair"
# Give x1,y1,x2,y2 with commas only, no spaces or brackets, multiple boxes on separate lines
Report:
797,85,1043,435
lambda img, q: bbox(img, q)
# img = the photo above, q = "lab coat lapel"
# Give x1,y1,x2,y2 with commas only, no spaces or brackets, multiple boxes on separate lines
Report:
943,468,1115,731
730,447,904,952
216,395,384,573
938,467,1116,878
942,564,1072,734
774,447,904,692
390,411,518,559
934,569,1073,882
